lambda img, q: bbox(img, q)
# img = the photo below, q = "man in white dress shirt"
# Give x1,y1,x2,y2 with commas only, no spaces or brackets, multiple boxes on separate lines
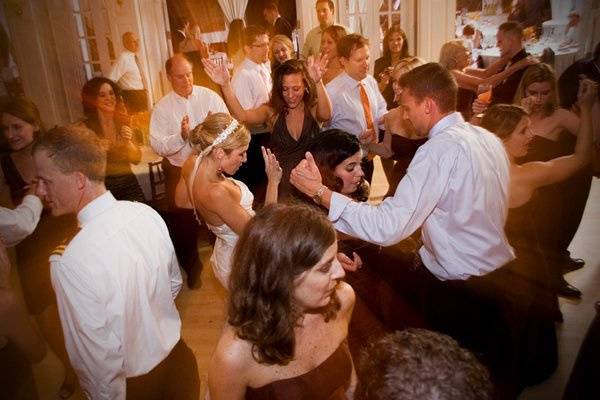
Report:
150,54,227,288
325,33,387,182
292,64,516,388
301,0,342,59
108,32,148,113
32,125,198,400
230,25,272,193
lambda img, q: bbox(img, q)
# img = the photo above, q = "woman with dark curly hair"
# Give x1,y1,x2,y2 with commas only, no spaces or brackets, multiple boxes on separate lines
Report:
208,203,355,399
203,56,332,199
80,76,145,201
309,129,367,202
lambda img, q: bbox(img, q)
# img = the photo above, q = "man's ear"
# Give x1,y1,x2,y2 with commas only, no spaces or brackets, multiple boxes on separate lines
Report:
75,171,88,191
339,56,348,68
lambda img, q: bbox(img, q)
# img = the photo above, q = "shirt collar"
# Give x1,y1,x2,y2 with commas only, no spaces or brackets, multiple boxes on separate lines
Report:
77,191,116,227
428,112,464,139
173,86,197,103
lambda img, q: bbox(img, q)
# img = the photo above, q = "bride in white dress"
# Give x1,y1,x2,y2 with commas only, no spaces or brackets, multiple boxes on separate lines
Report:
175,112,281,288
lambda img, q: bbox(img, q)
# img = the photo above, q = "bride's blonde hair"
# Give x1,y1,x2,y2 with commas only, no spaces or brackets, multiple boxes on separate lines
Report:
189,112,250,154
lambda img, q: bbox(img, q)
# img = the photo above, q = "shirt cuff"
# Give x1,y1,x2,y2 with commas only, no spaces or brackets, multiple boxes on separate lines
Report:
328,191,353,222
21,194,43,212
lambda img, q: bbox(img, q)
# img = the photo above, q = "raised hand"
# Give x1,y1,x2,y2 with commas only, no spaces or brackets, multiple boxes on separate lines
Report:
306,53,329,83
290,151,323,197
262,146,282,184
337,252,363,272
202,58,231,86
577,78,598,109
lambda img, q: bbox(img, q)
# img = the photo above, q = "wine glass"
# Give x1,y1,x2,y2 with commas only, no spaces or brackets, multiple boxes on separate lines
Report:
477,83,493,104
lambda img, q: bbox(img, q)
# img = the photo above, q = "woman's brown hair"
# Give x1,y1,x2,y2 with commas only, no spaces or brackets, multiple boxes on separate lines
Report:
228,203,339,365
480,104,528,140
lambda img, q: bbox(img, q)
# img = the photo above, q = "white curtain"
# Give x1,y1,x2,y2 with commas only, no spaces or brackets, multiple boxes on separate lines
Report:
217,0,248,23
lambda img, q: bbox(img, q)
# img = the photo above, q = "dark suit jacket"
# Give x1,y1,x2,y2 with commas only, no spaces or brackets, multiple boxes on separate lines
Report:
271,16,293,39
490,48,529,105
558,58,600,109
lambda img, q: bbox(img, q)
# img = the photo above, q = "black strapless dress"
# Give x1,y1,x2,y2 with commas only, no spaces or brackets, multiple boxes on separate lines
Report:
385,135,427,196
245,342,352,400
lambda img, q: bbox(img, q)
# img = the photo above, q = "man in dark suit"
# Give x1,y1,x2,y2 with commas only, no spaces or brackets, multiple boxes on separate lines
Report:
558,41,600,109
490,21,530,105
263,2,293,40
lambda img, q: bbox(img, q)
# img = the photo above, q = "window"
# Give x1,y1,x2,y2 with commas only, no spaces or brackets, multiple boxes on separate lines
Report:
379,0,402,52
72,0,115,79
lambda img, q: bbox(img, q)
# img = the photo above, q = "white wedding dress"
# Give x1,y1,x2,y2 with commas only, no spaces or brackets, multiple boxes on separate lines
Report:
188,155,254,289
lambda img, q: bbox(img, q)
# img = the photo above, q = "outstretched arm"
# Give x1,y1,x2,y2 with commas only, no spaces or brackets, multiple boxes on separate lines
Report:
202,58,271,125
520,79,597,189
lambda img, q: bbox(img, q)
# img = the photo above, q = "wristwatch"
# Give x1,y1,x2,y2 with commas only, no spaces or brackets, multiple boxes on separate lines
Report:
312,185,328,205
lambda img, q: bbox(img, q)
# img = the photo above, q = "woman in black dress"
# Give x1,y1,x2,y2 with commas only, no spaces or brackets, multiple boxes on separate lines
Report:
373,24,410,110
80,77,145,202
204,57,331,200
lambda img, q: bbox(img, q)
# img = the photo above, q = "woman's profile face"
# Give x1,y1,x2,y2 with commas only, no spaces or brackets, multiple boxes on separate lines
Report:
334,151,364,194
96,82,117,114
388,32,404,54
1,112,37,151
292,241,344,311
220,144,249,175
524,81,553,111
281,72,306,109
504,116,534,158
320,32,337,58
272,42,291,64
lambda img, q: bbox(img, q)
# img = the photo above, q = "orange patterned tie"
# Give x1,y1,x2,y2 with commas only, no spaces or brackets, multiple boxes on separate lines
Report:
358,82,375,132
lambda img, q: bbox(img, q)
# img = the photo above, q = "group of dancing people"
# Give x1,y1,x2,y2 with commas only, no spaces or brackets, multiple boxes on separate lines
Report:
1,5,599,399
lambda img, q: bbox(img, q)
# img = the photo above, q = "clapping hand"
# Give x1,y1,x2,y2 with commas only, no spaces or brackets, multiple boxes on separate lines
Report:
306,53,329,83
181,115,190,141
262,146,282,184
359,128,376,144
202,58,231,86
290,152,323,197
337,252,362,272
120,125,133,141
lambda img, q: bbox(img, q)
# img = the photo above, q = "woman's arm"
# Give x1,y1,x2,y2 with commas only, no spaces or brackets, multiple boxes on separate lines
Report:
454,57,538,92
119,126,142,164
202,59,271,125
208,332,251,400
464,54,510,78
520,79,596,189
307,55,333,122
367,130,393,158
555,108,580,136
204,184,253,236
262,146,281,205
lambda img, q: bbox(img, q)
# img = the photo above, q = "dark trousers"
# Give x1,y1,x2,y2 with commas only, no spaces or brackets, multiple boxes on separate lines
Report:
233,132,269,204
161,159,201,280
126,340,199,400
122,89,148,113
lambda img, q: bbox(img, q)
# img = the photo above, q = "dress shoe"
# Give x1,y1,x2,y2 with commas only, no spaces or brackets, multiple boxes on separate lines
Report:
556,278,582,299
563,257,585,274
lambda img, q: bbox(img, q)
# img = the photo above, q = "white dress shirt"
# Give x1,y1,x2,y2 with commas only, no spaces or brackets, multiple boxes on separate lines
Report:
0,194,42,246
107,50,145,91
325,72,387,137
329,112,514,281
50,192,182,400
149,85,227,167
231,58,272,133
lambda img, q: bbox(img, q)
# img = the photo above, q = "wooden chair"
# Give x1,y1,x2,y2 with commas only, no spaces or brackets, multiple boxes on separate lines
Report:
148,159,168,210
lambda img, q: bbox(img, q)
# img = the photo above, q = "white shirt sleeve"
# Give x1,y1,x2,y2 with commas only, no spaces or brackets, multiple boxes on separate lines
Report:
107,55,126,84
51,258,126,400
329,143,456,246
0,195,43,246
149,104,188,157
231,70,257,110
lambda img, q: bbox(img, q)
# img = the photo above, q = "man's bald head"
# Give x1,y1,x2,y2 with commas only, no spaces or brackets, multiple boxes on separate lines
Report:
122,32,139,53
166,54,194,97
